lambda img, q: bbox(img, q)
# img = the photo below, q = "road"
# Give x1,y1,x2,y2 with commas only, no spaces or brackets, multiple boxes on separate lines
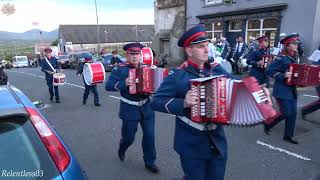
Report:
5,67,320,180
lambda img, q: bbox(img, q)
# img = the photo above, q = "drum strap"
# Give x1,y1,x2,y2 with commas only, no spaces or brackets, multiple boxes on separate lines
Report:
45,57,56,73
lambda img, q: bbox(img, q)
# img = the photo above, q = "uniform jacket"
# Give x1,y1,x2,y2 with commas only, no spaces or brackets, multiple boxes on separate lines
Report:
247,47,268,82
41,57,60,80
151,60,236,159
105,63,154,120
266,55,298,100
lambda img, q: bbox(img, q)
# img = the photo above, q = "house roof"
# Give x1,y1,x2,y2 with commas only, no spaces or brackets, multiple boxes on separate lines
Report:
58,24,155,44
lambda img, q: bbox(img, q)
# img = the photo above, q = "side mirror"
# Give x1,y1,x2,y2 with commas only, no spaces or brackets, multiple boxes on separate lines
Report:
33,101,45,109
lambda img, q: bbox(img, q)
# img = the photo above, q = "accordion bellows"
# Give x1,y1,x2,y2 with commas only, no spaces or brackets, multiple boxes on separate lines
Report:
286,63,320,86
129,66,169,94
190,76,278,126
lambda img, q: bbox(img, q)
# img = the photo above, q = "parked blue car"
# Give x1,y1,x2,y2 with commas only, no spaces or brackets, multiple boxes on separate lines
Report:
98,53,126,72
0,85,87,180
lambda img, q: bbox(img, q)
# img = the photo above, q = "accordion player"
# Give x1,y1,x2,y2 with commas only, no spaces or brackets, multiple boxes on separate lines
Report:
286,63,320,86
129,66,169,94
190,75,278,126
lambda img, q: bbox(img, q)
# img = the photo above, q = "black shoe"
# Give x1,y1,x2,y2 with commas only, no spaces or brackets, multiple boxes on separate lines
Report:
83,101,86,105
145,164,159,174
50,96,53,102
56,99,61,103
263,124,270,135
118,149,125,162
94,103,101,106
283,137,299,144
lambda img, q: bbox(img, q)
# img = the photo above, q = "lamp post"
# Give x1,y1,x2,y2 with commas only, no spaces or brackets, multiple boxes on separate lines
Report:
94,0,100,53
104,30,108,43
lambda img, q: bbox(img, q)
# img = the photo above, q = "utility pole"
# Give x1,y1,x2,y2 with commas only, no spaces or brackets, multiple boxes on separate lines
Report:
94,0,100,53
135,25,138,42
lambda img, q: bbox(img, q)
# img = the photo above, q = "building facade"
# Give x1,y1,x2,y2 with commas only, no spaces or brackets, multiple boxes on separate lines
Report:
58,25,154,54
187,0,320,55
153,0,186,66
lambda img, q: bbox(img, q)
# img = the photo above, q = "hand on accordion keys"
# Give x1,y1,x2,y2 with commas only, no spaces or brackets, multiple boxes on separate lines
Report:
257,60,265,68
285,71,293,78
125,77,132,87
184,90,198,108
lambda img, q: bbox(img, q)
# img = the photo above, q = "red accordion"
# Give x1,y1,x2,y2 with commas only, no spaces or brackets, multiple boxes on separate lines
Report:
261,54,275,69
129,66,169,94
286,63,320,86
190,76,278,126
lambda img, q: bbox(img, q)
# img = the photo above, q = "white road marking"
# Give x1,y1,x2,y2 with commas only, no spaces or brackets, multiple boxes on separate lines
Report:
109,95,121,100
303,94,318,99
256,140,311,161
10,70,85,89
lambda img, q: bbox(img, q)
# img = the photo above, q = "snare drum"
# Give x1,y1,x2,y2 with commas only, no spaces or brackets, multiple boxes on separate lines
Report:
53,73,66,86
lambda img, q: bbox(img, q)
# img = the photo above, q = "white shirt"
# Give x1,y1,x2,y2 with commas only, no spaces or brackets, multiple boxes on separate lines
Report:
208,43,217,58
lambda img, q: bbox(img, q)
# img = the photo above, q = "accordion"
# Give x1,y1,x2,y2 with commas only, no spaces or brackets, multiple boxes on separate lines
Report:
190,76,278,126
261,54,275,69
129,66,169,94
286,63,320,86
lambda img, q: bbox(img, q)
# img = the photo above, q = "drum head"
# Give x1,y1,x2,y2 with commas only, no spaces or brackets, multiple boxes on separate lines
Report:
141,47,154,66
221,61,232,74
83,63,93,85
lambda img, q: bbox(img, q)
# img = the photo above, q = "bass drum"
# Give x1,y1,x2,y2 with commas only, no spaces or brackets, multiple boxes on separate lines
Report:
83,62,105,85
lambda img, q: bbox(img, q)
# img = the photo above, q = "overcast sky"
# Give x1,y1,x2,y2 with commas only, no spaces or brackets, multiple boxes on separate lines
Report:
0,0,154,32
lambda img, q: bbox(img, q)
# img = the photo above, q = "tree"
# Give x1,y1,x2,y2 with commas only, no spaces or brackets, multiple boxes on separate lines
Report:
51,39,59,46
1,3,15,16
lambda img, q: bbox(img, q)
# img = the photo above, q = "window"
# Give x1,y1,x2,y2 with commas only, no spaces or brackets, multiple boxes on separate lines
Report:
246,18,278,47
205,0,223,6
229,20,242,32
205,22,223,39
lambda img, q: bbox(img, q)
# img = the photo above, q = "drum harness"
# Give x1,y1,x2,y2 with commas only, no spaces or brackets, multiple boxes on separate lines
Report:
44,57,57,74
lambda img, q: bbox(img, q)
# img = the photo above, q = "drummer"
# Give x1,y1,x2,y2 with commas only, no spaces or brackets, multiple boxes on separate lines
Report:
41,48,61,103
77,54,101,106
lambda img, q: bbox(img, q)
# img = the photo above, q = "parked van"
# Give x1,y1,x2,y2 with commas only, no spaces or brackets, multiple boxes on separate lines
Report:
12,56,29,68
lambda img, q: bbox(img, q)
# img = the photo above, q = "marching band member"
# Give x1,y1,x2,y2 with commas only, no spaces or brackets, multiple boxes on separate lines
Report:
41,48,61,103
301,58,320,119
105,43,159,174
247,35,269,86
151,25,235,180
77,54,101,106
265,34,300,144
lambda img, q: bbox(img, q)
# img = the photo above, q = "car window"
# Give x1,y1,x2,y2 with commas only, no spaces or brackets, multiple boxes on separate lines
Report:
0,116,60,179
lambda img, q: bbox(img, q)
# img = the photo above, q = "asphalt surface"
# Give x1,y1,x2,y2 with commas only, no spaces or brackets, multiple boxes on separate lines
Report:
4,67,320,180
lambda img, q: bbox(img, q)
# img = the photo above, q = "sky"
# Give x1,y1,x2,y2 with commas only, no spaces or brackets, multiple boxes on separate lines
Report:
0,0,154,32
